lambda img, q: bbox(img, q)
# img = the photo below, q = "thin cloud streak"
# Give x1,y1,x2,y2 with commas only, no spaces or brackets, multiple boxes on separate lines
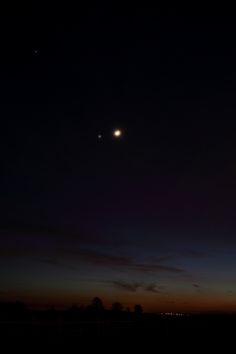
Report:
108,280,142,292
0,234,185,275
72,249,184,273
193,283,200,288
107,280,164,294
155,250,210,263
145,283,161,293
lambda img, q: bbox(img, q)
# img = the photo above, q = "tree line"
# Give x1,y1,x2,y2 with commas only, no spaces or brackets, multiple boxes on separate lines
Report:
0,298,143,322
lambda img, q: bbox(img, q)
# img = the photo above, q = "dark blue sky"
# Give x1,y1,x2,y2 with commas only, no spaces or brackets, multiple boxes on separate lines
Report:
1,8,236,312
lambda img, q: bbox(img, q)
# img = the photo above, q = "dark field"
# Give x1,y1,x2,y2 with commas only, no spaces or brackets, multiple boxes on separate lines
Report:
1,311,235,348
1,302,235,350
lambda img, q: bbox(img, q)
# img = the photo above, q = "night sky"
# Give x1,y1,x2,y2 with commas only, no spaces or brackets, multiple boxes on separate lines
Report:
1,8,236,313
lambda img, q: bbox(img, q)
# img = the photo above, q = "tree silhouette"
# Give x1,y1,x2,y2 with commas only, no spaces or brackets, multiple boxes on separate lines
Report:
112,302,123,312
134,304,143,316
91,297,104,312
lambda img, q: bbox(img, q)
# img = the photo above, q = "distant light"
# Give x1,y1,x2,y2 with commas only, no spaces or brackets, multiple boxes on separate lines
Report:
113,129,122,138
98,134,102,139
162,312,184,316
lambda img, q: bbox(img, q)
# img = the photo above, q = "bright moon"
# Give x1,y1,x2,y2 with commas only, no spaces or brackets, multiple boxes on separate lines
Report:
113,129,122,138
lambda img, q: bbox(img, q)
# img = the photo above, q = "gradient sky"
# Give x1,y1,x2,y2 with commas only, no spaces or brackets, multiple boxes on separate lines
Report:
1,8,236,312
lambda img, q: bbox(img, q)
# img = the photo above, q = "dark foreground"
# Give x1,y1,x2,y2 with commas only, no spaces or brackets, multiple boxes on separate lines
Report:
0,302,235,348
1,313,235,349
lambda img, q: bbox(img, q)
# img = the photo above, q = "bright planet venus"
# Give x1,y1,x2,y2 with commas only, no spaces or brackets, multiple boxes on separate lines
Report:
113,129,122,138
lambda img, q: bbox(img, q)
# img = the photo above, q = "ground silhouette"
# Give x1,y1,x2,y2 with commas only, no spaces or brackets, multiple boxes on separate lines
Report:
0,299,235,347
